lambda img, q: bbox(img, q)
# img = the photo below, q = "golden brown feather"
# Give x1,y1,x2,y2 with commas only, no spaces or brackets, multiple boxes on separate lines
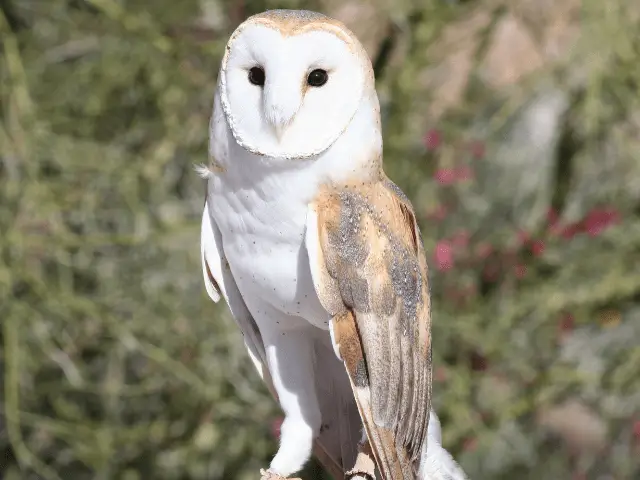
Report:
308,178,433,480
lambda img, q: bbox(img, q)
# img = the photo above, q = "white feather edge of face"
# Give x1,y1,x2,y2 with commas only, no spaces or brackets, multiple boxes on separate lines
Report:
213,17,373,161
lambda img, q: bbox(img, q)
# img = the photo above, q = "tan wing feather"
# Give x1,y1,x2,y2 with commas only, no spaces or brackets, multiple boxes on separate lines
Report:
307,178,432,480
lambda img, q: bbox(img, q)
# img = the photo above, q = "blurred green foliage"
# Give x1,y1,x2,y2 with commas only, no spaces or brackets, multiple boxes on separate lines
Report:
1,0,639,479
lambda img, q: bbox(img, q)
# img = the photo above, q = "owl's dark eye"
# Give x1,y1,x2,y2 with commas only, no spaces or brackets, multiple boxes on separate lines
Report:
307,69,328,87
248,66,265,86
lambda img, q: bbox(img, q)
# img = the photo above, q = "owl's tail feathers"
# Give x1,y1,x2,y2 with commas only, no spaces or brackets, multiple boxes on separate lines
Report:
417,411,469,480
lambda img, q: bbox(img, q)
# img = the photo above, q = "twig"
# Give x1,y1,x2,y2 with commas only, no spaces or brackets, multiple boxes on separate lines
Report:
0,9,61,480
3,304,63,480
42,37,101,65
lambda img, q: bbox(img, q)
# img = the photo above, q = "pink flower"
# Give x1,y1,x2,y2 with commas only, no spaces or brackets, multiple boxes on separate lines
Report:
434,241,454,271
531,240,545,256
434,168,457,185
583,207,621,236
423,129,442,150
514,263,526,278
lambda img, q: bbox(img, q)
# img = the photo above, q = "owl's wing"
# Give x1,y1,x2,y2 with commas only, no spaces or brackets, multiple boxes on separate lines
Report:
201,200,347,479
305,179,433,480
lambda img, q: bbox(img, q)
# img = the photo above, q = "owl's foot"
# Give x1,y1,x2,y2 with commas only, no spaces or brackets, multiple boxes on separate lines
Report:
346,474,374,480
259,469,302,480
345,465,375,480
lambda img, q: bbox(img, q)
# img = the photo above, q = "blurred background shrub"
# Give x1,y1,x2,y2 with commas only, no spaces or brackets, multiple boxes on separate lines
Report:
1,0,639,478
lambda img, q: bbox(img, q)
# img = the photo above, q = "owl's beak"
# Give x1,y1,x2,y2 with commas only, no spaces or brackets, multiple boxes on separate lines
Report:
268,108,297,142
272,122,289,141
264,83,300,142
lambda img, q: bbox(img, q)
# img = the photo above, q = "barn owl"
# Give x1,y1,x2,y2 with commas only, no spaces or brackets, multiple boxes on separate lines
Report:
198,9,468,480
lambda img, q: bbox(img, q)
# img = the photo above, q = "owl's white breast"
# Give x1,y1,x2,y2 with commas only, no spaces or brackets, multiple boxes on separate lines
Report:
208,158,330,329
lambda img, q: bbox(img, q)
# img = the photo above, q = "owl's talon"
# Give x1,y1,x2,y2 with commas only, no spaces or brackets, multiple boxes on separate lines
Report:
345,469,375,480
345,445,376,480
259,468,302,480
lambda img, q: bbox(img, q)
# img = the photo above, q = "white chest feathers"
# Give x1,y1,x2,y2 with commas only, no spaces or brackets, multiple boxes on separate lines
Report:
208,164,329,329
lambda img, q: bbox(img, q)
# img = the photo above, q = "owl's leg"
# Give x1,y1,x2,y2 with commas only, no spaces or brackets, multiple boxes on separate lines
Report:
261,326,322,478
346,436,376,480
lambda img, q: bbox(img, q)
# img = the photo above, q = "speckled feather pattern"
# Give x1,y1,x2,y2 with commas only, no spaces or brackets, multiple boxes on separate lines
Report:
309,179,432,480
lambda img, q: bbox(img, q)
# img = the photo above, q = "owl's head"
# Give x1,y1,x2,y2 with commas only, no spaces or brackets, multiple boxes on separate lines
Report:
218,10,376,160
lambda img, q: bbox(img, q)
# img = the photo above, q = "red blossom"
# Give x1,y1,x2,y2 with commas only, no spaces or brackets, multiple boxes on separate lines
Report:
434,241,454,271
583,208,621,236
424,129,442,150
546,206,621,240
434,168,457,185
531,240,545,256
514,263,527,278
